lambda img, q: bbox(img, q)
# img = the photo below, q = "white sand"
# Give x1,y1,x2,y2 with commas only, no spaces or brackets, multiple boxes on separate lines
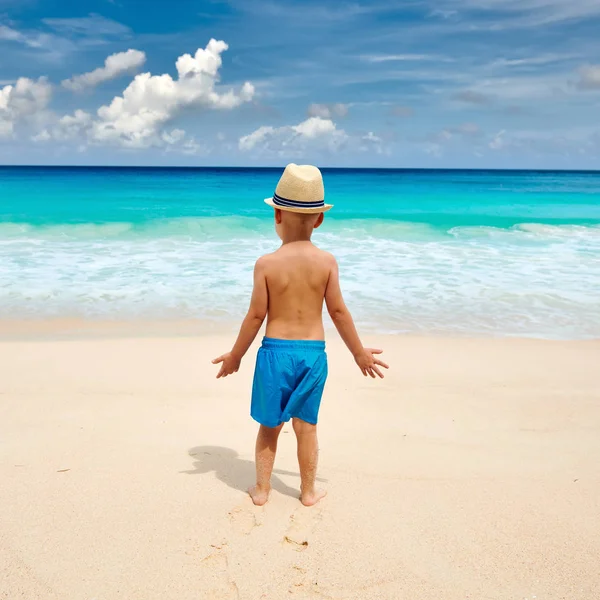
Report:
1,327,599,599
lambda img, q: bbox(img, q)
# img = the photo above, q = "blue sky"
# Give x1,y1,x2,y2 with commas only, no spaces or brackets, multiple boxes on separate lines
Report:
1,0,600,168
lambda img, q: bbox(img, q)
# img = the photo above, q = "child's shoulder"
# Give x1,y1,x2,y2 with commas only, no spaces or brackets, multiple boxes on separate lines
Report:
311,246,337,265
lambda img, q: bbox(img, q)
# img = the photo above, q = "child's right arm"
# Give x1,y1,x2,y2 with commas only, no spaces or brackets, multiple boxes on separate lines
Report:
324,256,389,378
212,257,268,378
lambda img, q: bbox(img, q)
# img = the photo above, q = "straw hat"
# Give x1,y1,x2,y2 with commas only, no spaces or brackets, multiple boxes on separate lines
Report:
264,163,333,214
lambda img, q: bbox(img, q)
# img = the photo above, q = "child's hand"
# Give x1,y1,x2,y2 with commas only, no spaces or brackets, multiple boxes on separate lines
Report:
354,348,389,379
212,352,241,379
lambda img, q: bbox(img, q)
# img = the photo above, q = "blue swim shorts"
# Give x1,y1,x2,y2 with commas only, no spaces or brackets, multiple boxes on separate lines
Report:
251,337,328,428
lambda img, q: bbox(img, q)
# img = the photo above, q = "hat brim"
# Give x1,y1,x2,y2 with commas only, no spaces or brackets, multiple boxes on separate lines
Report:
264,198,333,214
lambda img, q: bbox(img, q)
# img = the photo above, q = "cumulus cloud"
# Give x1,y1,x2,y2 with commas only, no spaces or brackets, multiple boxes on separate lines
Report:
35,109,93,142
307,103,349,119
62,49,146,92
24,39,251,151
239,116,383,157
0,77,52,138
31,129,51,142
28,39,252,152
577,65,600,90
163,132,207,156
85,39,254,148
161,128,186,145
0,119,12,138
294,116,338,138
239,117,346,154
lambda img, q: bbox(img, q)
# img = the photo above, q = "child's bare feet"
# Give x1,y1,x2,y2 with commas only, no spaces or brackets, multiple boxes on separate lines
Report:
300,488,327,507
248,485,270,506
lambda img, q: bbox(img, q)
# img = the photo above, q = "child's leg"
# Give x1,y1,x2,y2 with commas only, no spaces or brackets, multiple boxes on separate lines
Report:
249,423,283,506
292,418,327,507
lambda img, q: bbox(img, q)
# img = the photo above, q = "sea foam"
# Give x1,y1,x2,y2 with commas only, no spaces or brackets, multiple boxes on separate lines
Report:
1,217,598,339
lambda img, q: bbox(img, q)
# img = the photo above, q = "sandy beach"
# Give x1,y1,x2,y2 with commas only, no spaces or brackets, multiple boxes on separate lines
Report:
1,326,599,599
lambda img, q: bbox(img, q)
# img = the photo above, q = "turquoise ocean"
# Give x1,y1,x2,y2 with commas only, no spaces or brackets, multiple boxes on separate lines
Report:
1,166,599,339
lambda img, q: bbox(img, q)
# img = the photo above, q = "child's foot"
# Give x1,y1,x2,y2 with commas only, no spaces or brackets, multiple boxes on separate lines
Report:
248,485,270,506
300,488,327,507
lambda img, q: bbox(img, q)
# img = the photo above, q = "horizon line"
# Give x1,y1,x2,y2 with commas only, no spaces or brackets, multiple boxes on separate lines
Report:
2,165,600,174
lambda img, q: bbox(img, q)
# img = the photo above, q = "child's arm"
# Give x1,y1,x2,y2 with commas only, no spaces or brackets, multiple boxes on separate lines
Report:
212,257,268,378
325,256,389,378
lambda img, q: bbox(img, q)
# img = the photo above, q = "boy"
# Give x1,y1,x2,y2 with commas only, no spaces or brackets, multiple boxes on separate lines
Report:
212,164,388,507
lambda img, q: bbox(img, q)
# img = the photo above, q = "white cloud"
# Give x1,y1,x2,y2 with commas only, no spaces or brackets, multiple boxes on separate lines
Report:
0,119,12,138
0,22,81,62
424,143,443,158
31,129,51,142
294,116,338,138
164,134,207,156
1,15,132,61
0,24,24,42
488,54,580,69
239,116,383,157
85,39,254,148
54,110,93,140
481,127,600,157
429,8,458,19
239,125,275,151
31,109,93,143
42,13,131,37
361,54,438,63
63,49,146,92
35,39,253,151
577,65,600,90
464,73,570,102
307,103,349,119
362,132,381,142
0,23,63,53
0,77,52,138
237,1,377,21
418,122,484,157
489,129,506,150
161,128,186,145
436,0,600,29
239,117,347,154
361,131,387,154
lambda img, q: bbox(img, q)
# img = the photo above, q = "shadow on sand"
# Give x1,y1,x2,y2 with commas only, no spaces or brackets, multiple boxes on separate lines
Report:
183,445,314,500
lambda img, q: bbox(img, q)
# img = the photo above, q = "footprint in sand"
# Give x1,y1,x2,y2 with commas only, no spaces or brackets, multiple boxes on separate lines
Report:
283,506,323,551
198,546,239,599
228,503,262,535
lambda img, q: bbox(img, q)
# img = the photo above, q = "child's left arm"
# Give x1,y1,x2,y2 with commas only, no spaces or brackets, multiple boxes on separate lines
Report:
212,257,268,378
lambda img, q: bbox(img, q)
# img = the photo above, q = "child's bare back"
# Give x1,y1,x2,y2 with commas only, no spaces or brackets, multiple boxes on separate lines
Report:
212,164,388,507
261,241,332,341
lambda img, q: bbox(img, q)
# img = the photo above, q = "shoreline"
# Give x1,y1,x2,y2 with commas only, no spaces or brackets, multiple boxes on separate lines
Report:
1,317,599,342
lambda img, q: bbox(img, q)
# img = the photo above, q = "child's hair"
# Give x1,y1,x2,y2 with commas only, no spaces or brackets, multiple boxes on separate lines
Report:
279,209,322,237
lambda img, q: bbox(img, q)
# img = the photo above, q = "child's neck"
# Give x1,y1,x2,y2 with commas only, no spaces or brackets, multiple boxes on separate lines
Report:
281,231,313,245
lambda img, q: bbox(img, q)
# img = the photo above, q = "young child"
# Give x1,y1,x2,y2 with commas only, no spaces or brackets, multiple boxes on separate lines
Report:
212,163,388,507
